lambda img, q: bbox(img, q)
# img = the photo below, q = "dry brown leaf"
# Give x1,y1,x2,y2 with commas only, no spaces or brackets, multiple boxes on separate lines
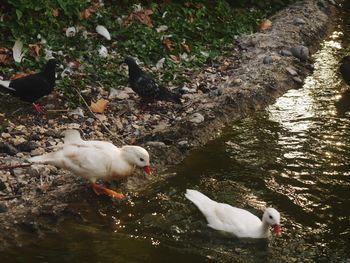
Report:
169,54,180,63
68,59,80,69
90,99,109,113
80,1,101,20
181,42,190,53
123,9,153,28
0,47,10,53
162,38,174,52
53,8,59,17
28,43,41,57
257,19,272,32
0,54,11,65
10,72,35,80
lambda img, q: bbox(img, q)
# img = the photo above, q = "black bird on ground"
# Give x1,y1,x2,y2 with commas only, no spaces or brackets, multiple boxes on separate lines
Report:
340,56,350,86
124,57,181,104
0,59,58,112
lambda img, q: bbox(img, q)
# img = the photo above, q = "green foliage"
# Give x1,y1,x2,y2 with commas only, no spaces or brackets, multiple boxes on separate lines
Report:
1,0,87,41
0,0,292,107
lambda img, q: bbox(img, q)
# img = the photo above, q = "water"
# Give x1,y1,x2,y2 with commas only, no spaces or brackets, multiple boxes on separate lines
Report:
3,5,350,263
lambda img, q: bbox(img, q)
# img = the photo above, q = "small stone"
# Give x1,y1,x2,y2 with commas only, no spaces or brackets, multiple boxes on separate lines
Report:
146,141,167,148
286,67,298,76
292,76,303,84
1,133,11,139
45,104,55,110
17,141,38,152
86,118,95,124
233,78,242,85
68,107,84,117
178,140,189,148
280,50,293,56
290,45,309,61
109,88,130,100
0,143,18,155
189,113,204,124
263,56,273,64
293,18,306,25
30,148,46,156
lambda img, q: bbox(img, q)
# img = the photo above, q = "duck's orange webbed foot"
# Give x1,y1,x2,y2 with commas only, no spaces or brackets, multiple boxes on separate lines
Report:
91,183,125,200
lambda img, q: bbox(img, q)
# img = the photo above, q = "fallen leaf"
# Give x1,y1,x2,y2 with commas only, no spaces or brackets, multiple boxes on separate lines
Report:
181,42,190,53
90,99,109,113
257,19,272,32
162,38,174,52
10,72,35,80
169,54,181,63
123,9,153,27
53,8,59,17
28,43,41,57
0,54,11,65
80,1,101,20
0,48,11,65
68,59,80,69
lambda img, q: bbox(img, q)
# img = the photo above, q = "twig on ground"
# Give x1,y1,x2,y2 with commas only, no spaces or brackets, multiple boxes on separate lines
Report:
0,163,32,170
72,87,126,146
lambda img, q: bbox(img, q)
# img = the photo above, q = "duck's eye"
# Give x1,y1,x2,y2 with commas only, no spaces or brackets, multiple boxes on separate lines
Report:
140,158,144,162
269,215,273,219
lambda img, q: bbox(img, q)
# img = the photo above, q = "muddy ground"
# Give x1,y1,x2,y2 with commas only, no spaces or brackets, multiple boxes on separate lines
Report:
0,0,336,249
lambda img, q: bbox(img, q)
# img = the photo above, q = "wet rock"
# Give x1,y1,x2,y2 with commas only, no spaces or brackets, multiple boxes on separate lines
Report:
0,143,18,156
286,66,298,76
189,113,204,124
280,50,293,56
293,18,306,25
290,45,309,61
263,56,273,64
178,140,189,148
17,141,38,152
146,141,167,148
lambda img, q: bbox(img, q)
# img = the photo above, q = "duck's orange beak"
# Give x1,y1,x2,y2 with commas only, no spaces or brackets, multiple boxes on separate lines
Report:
273,224,282,236
143,166,152,175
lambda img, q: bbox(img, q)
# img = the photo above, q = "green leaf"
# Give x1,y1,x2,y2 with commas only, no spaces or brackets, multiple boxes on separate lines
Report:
16,9,23,20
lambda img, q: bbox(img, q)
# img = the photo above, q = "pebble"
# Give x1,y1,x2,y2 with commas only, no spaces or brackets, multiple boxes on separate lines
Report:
290,45,309,61
189,113,204,124
1,133,11,139
146,141,167,148
178,140,189,148
293,76,303,84
109,88,130,100
280,50,293,56
17,141,38,152
293,18,306,25
263,56,273,64
68,107,84,118
286,67,298,76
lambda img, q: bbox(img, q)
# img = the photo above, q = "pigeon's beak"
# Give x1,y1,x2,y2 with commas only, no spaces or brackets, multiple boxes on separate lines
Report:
273,224,282,236
143,166,152,176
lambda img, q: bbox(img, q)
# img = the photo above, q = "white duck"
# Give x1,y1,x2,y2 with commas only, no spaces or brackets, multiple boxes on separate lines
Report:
185,189,281,238
29,130,151,199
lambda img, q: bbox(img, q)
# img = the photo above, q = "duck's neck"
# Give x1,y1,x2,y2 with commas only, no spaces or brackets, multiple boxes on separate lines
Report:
259,220,271,238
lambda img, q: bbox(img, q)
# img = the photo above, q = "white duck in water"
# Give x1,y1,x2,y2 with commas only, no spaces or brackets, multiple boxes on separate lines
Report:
185,189,282,238
29,130,151,199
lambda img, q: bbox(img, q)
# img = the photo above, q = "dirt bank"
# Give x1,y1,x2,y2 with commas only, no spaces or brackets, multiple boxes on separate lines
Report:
0,0,336,249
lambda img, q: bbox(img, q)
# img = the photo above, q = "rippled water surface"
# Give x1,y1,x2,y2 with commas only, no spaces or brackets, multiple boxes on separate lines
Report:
3,4,350,263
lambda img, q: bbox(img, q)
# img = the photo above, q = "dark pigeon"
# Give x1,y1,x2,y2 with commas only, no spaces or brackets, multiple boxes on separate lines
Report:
340,56,350,86
0,59,58,112
124,57,181,104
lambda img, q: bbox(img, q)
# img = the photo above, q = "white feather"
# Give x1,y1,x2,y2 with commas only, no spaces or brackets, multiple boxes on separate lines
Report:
96,25,111,40
0,80,14,91
13,39,25,63
99,45,108,58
